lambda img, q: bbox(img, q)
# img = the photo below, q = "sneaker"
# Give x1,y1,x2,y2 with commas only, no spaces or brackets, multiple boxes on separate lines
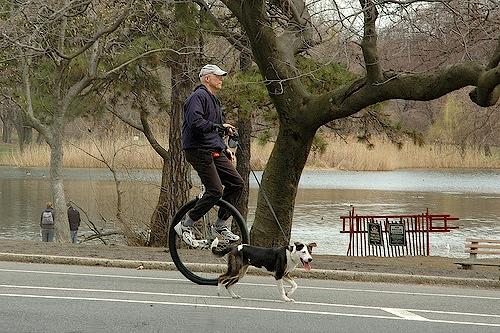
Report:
213,226,240,242
174,221,199,248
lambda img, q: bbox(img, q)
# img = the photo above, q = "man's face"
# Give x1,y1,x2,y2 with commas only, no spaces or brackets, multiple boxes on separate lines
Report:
205,74,225,91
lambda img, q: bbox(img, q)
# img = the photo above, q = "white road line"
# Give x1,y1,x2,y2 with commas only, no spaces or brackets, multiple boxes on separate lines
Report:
1,284,500,320
1,293,499,327
1,268,499,301
0,268,183,281
0,284,222,300
382,308,430,321
241,283,500,301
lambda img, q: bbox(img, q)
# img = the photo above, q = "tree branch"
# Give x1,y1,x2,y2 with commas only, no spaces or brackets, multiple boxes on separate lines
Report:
54,4,131,60
467,36,500,107
99,47,199,79
0,33,45,54
19,55,52,144
312,62,486,124
273,0,316,54
108,107,144,132
486,37,500,70
192,0,250,53
139,99,169,159
360,0,383,83
469,65,500,107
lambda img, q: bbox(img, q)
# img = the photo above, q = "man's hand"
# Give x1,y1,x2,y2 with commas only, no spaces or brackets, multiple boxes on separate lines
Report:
222,123,236,136
213,123,236,137
225,148,235,161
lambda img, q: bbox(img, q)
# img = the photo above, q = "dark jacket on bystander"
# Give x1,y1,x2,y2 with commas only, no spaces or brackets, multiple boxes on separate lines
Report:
67,207,81,231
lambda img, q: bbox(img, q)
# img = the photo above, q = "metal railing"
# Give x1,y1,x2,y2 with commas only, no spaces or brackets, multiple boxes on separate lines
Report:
340,207,459,257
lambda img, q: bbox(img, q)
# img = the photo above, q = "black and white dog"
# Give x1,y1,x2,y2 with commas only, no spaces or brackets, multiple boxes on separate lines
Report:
211,238,317,302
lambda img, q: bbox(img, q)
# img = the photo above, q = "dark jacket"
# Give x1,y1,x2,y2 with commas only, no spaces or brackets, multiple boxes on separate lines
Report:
182,85,226,151
67,207,81,231
40,208,55,229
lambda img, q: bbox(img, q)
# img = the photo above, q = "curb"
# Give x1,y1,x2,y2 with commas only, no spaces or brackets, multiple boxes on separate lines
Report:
1,252,499,289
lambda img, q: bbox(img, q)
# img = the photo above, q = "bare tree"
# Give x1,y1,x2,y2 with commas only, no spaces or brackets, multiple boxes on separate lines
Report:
1,1,133,241
376,1,500,150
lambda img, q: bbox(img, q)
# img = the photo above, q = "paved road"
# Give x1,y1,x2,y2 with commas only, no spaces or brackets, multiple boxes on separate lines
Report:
0,261,499,332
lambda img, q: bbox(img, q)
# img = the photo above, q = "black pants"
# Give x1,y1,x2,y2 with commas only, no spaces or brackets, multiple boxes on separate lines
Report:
184,149,244,221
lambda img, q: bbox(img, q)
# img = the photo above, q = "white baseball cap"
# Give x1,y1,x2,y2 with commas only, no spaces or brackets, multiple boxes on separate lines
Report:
199,64,227,78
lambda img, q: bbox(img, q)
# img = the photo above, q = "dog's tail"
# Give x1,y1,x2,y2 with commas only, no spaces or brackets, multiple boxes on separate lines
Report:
211,237,234,257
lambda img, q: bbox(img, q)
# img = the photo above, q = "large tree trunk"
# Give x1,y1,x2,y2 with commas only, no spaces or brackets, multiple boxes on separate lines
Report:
250,125,315,246
49,123,69,242
148,64,191,246
235,115,251,219
149,146,191,247
21,125,33,145
234,43,253,220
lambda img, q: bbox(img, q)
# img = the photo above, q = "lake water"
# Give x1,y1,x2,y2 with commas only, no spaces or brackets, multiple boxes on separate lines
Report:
1,166,499,258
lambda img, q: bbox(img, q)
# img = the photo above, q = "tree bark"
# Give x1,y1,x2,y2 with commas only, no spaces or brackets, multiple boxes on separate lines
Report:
234,40,253,220
49,124,69,242
1,122,12,143
235,114,251,220
148,61,191,246
1,108,14,143
250,124,315,246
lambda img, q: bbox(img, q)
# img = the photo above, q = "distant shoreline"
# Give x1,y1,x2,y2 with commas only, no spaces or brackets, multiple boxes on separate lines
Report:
1,138,499,171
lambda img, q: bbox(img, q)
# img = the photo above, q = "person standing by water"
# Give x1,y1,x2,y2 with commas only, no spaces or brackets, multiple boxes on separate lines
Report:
67,202,81,244
40,202,55,242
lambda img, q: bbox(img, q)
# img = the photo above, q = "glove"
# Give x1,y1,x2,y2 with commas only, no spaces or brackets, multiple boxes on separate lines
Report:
213,123,227,136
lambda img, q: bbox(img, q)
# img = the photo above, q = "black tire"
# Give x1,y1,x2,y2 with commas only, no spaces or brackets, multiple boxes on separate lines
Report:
168,198,249,285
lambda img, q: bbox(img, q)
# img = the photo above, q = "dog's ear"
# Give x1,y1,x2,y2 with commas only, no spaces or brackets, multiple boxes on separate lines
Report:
294,242,305,251
307,242,317,253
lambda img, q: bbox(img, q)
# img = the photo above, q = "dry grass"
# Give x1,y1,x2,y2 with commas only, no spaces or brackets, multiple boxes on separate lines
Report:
3,136,499,170
8,138,164,169
251,137,500,171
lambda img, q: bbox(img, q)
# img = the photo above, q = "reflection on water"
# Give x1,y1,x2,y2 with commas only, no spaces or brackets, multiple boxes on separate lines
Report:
1,166,499,258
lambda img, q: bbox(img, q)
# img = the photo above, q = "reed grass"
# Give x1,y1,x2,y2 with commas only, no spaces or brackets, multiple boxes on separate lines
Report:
7,138,164,169
3,136,499,170
251,137,499,170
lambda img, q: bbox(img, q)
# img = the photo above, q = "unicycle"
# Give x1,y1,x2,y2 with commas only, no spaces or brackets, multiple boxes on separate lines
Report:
168,197,249,285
